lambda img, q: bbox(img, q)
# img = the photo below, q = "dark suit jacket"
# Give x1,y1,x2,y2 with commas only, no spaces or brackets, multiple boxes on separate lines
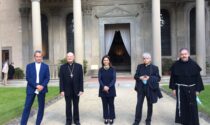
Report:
59,63,84,96
26,62,50,94
134,64,162,103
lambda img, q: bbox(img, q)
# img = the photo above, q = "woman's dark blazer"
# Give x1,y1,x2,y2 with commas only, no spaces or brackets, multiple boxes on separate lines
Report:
98,67,116,97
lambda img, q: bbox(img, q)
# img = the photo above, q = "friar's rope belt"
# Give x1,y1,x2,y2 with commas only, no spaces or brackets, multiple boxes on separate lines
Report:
176,83,196,117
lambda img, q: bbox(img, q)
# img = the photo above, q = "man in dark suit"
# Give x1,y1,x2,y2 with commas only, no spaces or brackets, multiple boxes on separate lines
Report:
20,50,50,125
8,62,15,79
59,52,84,125
133,53,162,125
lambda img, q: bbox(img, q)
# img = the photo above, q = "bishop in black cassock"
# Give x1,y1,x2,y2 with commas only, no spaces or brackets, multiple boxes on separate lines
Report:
169,48,204,125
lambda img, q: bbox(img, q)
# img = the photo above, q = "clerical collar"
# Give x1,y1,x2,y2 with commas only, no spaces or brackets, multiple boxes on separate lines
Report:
68,62,74,66
144,63,151,67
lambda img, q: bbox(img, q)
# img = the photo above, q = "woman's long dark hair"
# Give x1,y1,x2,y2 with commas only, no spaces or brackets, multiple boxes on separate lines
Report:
101,55,112,67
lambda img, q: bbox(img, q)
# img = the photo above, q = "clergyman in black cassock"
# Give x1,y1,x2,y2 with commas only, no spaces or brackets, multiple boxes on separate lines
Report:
59,52,84,125
169,48,204,125
133,53,162,125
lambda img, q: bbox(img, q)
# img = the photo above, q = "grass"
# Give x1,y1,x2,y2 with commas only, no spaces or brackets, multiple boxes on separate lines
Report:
161,84,210,117
0,87,59,125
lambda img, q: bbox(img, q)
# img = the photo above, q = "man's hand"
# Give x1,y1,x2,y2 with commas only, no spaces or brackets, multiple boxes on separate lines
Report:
140,75,149,80
139,76,145,80
78,91,83,96
145,76,150,80
60,91,65,96
196,91,200,96
36,85,44,91
172,90,176,96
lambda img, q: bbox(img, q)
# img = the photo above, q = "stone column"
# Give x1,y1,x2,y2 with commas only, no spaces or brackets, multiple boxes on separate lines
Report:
196,0,206,76
31,0,42,51
152,0,162,74
73,0,84,65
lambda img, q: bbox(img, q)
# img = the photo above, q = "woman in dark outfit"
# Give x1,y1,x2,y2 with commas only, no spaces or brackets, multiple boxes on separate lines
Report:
98,55,116,124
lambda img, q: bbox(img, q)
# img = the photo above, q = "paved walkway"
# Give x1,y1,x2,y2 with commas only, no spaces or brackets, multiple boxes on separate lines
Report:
26,87,209,125
1,78,209,125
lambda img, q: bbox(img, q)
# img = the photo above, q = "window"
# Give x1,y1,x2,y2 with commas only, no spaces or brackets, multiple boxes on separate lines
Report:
66,13,74,53
161,9,171,56
190,8,196,55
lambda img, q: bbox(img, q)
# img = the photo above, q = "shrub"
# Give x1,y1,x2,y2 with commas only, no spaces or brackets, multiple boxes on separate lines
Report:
83,60,88,75
59,58,67,65
162,58,174,75
58,58,88,75
14,67,24,79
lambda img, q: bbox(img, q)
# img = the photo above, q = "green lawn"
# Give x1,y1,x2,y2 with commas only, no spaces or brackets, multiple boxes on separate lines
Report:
161,84,210,117
0,87,59,125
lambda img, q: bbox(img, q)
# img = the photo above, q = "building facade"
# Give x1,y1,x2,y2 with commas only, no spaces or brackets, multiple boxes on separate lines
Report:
0,0,210,79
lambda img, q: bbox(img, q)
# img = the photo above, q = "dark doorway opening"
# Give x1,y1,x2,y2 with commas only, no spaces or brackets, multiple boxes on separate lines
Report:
108,31,131,72
41,14,49,59
2,50,9,64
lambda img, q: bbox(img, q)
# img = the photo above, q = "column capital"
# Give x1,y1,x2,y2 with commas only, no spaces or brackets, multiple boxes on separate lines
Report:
143,2,151,13
49,7,61,16
83,5,92,15
175,2,185,8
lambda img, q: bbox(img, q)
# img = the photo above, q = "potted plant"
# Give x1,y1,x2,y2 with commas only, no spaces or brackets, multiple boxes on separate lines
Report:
14,67,25,79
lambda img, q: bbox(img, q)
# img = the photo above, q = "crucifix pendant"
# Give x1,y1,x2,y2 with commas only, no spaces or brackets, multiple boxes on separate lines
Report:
70,73,73,78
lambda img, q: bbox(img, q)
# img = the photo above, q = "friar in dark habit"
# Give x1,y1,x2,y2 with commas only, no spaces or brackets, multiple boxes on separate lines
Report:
169,48,204,125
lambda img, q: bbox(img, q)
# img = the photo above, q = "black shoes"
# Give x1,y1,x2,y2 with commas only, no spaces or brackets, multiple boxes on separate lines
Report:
132,120,151,125
132,122,139,125
104,119,114,124
104,119,109,124
146,121,151,125
75,122,81,125
65,122,72,125
109,119,114,124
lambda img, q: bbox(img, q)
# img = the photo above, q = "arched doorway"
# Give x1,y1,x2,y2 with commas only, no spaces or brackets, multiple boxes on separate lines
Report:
105,24,131,72
108,31,131,72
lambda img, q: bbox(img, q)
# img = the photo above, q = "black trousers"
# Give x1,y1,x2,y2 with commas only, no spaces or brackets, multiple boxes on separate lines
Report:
101,97,115,119
134,86,153,123
65,94,80,124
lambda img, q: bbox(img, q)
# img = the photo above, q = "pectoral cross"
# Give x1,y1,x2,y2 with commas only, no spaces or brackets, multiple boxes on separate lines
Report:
70,73,73,78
